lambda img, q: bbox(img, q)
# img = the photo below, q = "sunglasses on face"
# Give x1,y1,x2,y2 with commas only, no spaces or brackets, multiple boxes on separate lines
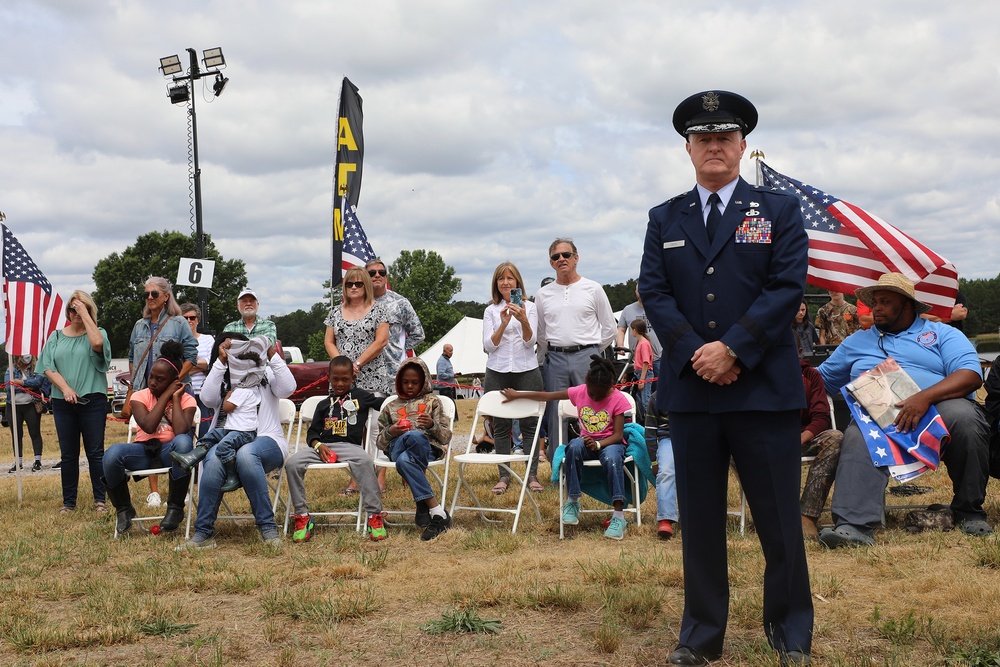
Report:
184,315,198,321
142,290,161,300
345,281,365,289
368,269,388,277
550,251,575,261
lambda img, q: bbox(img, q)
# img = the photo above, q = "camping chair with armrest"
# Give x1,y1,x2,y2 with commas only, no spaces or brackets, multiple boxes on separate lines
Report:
449,391,546,534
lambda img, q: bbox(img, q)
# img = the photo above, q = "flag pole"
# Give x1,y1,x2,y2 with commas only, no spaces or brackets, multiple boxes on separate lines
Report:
7,351,24,503
750,149,765,187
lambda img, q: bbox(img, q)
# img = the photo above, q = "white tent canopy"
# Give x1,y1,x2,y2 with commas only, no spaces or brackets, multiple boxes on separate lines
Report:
419,316,488,377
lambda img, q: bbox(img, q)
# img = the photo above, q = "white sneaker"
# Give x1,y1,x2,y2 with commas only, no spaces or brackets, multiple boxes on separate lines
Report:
146,492,161,507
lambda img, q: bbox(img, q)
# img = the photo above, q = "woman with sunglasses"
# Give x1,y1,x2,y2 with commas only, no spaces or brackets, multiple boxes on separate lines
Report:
323,267,391,396
37,290,112,513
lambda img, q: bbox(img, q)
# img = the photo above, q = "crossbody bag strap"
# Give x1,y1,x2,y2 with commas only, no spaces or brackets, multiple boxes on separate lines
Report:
132,315,168,382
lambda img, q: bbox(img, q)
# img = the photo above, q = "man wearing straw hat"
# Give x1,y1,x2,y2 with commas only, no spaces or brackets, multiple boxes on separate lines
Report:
817,272,992,547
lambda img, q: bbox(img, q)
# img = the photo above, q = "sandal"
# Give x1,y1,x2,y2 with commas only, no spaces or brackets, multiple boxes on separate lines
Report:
95,502,107,514
338,488,359,497
527,476,545,493
59,506,75,514
492,478,510,495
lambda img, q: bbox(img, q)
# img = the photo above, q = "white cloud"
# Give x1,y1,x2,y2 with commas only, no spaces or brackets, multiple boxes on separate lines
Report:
0,0,997,333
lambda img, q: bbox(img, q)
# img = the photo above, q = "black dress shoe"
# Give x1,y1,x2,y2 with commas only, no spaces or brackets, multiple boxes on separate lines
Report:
780,650,812,666
668,645,714,666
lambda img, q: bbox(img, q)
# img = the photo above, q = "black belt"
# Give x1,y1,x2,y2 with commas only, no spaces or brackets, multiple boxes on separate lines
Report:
548,344,597,353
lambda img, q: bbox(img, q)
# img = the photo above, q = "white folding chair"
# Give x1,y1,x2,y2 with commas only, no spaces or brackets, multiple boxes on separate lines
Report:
282,394,364,535
268,398,298,514
556,393,643,539
115,409,200,539
373,395,455,522
449,392,546,533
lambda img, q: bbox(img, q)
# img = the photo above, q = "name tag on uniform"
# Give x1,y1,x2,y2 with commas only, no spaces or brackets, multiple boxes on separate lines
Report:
663,240,685,249
735,219,772,244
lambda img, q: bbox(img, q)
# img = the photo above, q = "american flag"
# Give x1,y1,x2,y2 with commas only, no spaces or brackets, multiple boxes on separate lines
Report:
2,224,66,356
341,203,377,274
758,162,959,320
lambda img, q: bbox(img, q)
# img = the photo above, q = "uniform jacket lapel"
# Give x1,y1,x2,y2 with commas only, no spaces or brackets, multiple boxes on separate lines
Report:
708,177,752,257
678,189,710,257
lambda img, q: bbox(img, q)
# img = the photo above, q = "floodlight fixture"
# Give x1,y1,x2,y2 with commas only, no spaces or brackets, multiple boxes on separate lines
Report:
168,84,190,105
212,72,229,97
159,54,183,77
202,47,225,70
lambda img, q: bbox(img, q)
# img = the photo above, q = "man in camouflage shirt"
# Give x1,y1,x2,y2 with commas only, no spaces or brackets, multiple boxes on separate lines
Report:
814,290,859,345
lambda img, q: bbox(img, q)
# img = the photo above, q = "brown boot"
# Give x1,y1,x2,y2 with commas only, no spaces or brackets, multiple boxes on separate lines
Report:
801,514,819,541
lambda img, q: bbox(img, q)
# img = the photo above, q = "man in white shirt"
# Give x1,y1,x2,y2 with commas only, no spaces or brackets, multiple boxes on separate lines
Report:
535,238,617,455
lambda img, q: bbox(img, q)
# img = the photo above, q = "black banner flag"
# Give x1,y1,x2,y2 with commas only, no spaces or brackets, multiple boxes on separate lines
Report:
331,77,364,288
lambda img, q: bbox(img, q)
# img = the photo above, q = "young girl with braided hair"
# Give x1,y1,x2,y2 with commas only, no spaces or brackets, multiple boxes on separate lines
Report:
102,340,197,536
501,355,633,540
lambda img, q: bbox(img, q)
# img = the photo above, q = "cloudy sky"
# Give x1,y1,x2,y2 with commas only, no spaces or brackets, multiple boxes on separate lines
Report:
2,0,998,324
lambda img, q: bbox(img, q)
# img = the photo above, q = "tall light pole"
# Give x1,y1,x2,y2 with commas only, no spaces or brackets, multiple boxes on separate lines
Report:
158,48,229,328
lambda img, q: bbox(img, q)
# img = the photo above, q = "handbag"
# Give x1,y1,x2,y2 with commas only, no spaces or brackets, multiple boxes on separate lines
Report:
120,319,166,420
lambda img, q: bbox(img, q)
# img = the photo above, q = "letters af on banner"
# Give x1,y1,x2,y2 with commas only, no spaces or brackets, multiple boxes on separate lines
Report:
176,257,216,288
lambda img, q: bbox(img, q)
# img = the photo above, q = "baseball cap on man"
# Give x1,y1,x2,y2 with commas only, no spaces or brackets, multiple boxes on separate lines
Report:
237,288,257,301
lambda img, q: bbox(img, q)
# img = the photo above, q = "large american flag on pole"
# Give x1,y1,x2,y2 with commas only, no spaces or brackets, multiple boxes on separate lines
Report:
758,162,958,320
2,224,66,356
341,203,377,274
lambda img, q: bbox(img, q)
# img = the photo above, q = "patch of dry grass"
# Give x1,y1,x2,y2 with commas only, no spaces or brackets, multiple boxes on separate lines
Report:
2,400,1000,665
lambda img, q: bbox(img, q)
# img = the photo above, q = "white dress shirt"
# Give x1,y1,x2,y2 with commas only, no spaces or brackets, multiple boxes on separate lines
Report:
483,300,539,373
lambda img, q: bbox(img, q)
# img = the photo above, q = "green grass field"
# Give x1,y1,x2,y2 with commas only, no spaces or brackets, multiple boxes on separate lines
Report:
2,401,1000,666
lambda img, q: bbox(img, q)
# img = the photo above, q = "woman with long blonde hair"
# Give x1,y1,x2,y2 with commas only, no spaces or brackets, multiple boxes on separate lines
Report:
323,266,391,395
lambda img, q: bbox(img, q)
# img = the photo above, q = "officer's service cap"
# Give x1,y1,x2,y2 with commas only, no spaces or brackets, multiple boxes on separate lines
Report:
672,90,758,137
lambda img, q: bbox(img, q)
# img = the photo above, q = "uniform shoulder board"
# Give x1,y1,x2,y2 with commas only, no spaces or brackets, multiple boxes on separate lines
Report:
663,190,691,205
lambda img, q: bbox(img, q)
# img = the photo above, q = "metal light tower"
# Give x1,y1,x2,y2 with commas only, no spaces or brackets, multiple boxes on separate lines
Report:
158,48,229,327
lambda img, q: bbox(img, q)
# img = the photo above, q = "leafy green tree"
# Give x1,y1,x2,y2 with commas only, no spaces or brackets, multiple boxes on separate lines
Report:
270,301,329,352
92,230,247,356
306,330,329,362
451,299,488,319
388,250,462,354
960,274,1000,337
603,279,638,312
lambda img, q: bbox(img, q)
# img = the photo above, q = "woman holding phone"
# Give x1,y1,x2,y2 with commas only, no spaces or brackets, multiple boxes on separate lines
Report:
482,261,545,494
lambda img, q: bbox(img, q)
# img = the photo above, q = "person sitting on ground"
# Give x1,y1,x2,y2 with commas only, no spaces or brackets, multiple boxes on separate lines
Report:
284,356,387,543
376,358,453,541
798,357,843,540
502,355,632,540
171,336,269,493
103,341,196,535
816,273,991,547
645,390,678,540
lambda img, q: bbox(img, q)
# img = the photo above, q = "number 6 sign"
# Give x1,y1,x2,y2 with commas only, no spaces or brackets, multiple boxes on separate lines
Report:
176,257,216,288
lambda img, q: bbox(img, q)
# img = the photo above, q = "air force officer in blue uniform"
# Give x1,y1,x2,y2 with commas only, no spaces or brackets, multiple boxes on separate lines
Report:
639,91,813,667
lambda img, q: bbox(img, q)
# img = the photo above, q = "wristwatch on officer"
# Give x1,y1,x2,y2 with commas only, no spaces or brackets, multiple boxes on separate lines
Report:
725,346,738,359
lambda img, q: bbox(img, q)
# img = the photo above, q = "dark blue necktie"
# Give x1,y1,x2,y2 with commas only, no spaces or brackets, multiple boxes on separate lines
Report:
706,192,722,243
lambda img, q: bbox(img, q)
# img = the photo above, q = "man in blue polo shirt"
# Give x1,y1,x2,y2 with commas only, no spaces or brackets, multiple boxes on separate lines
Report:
817,273,991,547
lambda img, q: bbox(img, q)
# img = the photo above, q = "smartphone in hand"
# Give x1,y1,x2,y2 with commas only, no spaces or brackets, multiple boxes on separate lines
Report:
510,288,523,306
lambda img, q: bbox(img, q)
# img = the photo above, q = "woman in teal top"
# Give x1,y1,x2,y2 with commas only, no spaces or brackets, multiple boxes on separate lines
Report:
37,290,112,513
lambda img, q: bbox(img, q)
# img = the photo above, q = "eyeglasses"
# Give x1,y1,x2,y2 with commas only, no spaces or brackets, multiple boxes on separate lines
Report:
142,290,161,300
345,281,365,289
550,251,575,261
184,315,198,321
368,269,387,277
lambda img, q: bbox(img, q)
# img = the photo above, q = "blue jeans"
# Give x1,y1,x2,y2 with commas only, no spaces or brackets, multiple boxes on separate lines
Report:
636,381,652,423
199,428,257,463
388,431,436,503
51,395,107,508
103,433,194,487
656,437,679,522
194,436,284,539
564,438,626,504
